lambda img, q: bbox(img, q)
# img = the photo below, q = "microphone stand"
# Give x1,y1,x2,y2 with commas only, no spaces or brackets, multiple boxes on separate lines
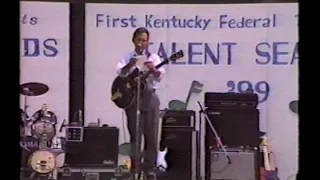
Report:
197,101,231,164
133,50,143,180
134,75,142,180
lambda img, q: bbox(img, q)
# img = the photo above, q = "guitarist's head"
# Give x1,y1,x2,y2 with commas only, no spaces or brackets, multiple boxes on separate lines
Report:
132,27,149,55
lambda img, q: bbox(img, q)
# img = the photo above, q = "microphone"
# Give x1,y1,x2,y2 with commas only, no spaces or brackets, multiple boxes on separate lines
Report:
137,44,143,55
79,110,83,123
59,119,66,132
97,118,101,126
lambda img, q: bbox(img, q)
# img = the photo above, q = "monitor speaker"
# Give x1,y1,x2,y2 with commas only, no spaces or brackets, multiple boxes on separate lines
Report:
65,127,119,167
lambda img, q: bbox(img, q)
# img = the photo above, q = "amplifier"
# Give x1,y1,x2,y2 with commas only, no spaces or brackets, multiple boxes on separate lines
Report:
65,127,119,167
162,110,195,128
205,92,258,109
207,148,258,180
205,108,260,147
160,127,198,180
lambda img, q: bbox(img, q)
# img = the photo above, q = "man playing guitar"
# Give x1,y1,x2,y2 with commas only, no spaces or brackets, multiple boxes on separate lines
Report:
115,27,165,179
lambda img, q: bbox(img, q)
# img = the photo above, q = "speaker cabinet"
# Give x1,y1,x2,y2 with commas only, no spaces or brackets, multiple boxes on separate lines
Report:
205,108,260,148
161,127,197,180
209,149,258,180
65,127,119,167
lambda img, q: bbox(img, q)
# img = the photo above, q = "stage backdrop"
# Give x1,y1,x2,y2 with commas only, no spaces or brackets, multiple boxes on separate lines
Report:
85,3,298,180
20,1,70,135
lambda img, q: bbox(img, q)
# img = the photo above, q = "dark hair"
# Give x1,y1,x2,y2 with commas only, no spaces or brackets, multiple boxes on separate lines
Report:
132,27,149,41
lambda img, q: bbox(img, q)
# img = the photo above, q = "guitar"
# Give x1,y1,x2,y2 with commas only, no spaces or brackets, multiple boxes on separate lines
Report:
111,50,184,109
260,136,280,180
156,110,168,171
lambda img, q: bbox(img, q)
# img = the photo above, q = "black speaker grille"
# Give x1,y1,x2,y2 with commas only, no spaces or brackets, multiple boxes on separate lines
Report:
205,108,260,147
65,127,119,167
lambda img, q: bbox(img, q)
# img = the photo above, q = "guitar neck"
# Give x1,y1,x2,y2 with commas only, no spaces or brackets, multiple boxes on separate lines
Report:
157,111,165,150
263,147,271,171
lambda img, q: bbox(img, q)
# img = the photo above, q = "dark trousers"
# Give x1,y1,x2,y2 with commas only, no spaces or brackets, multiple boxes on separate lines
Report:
125,90,160,172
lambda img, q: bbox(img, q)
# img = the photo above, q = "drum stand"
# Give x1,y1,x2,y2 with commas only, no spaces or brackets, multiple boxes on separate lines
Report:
20,91,31,151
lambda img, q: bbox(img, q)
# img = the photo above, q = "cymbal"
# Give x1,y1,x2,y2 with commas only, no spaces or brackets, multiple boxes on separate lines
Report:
20,82,49,96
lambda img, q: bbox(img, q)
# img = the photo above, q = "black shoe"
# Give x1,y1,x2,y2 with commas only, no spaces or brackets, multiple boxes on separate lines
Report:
146,171,157,180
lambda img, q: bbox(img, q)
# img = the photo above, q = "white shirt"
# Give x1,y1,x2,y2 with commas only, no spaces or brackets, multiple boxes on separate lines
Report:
116,51,165,89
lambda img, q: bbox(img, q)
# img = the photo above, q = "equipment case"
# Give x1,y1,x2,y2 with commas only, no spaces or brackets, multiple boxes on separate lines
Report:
57,167,130,180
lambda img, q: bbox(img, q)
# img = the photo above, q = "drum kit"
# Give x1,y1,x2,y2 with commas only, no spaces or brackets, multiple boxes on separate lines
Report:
20,82,67,180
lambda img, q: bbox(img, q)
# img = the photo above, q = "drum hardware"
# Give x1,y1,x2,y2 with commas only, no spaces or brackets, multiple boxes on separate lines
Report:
52,136,66,149
27,117,68,175
18,83,68,179
20,82,49,125
20,82,49,142
31,104,57,142
28,137,65,174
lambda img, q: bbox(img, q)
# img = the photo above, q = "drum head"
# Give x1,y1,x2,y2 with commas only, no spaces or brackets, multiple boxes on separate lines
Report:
28,150,56,174
31,121,56,141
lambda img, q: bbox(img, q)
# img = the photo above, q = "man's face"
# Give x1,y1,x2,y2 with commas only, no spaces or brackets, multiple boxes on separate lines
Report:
133,32,148,53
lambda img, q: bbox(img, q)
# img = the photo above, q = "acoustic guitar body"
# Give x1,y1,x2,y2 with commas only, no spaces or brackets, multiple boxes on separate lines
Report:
111,71,147,109
111,76,136,109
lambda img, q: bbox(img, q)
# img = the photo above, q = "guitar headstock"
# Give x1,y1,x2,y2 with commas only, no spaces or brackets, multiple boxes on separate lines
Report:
169,50,184,62
261,136,272,153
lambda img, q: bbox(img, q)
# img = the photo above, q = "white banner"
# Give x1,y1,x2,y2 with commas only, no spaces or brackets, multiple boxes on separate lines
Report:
85,3,298,179
20,1,70,135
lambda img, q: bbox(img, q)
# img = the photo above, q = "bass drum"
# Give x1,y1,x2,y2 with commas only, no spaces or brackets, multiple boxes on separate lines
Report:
28,150,56,174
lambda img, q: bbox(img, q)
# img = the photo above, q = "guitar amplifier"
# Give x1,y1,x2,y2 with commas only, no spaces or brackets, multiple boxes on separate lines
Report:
207,148,258,180
205,92,258,109
162,110,195,128
65,127,119,167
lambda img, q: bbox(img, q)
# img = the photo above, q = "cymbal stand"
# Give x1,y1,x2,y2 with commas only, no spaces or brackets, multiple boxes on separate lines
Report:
22,88,31,118
21,90,31,151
